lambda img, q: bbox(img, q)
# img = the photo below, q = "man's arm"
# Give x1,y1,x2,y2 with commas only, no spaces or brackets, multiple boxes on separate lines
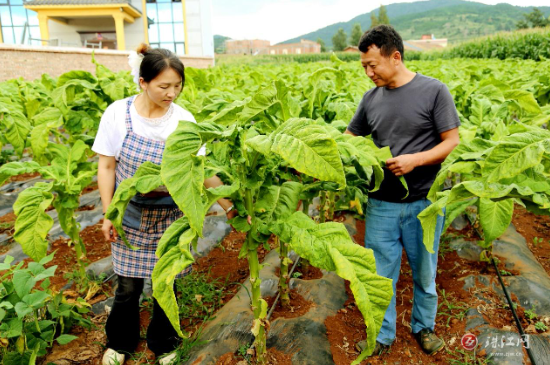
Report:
344,129,357,137
386,128,459,177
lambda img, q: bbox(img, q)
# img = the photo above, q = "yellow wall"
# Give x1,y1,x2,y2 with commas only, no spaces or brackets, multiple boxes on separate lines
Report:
25,4,140,50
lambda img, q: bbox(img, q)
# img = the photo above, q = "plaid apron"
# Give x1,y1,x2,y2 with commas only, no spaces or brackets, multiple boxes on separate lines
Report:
111,96,192,278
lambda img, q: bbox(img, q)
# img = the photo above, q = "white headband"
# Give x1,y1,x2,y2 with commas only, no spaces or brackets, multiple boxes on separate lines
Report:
128,51,144,91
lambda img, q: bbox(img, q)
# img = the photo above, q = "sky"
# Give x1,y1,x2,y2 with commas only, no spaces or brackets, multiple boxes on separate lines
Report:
211,0,550,44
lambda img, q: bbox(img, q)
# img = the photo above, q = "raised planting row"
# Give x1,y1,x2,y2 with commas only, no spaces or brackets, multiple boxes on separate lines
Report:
1,54,549,364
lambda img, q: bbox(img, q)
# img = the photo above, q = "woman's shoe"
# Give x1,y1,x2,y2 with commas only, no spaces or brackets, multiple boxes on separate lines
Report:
158,352,178,365
102,348,125,365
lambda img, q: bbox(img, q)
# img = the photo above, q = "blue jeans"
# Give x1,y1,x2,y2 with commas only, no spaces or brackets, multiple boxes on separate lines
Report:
364,198,444,346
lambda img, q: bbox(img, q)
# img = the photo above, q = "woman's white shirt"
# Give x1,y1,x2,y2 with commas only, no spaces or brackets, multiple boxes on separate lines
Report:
92,96,205,159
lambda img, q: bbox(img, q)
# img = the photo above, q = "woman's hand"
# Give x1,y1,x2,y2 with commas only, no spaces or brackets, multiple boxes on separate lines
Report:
226,208,252,225
102,218,119,242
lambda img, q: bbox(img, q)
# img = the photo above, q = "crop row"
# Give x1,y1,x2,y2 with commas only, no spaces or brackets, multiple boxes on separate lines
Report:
1,55,549,364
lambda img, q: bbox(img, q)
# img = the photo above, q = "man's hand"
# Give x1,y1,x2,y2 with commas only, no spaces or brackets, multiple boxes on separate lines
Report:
386,154,420,177
102,219,119,242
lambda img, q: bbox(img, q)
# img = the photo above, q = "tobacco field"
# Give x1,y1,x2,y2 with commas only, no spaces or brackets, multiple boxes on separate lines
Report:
1,54,550,365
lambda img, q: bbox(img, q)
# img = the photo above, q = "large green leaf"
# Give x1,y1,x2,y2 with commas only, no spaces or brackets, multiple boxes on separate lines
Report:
239,80,293,125
482,132,550,182
255,181,302,222
162,121,230,237
248,118,346,188
30,118,63,163
106,162,163,249
3,112,31,156
13,183,54,261
479,198,514,244
504,90,541,114
0,161,42,186
32,107,63,127
151,241,194,338
271,212,393,362
418,196,448,254
156,216,193,258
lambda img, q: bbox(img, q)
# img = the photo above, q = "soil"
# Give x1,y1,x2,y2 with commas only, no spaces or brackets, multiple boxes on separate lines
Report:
193,232,278,306
82,181,99,194
215,347,293,365
274,259,324,281
511,205,550,277
0,211,16,235
324,218,540,365
265,288,314,321
76,204,96,212
4,171,41,184
21,220,112,292
292,259,324,280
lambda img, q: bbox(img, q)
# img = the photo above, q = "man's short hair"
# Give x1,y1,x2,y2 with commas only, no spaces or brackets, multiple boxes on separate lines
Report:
358,25,405,60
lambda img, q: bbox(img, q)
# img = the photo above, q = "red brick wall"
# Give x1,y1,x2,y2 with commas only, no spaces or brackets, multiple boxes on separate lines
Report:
0,44,215,82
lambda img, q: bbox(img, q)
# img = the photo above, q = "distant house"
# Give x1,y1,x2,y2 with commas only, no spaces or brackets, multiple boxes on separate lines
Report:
225,39,271,55
403,35,448,52
343,46,359,52
269,39,320,55
224,38,321,55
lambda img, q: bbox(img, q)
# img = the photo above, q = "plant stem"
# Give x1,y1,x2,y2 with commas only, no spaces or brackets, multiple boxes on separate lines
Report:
302,198,311,215
244,188,267,364
277,236,290,309
327,191,336,221
72,237,88,291
319,191,327,223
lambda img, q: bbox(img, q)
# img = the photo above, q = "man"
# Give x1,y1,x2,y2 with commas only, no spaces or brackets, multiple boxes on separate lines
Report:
346,25,460,356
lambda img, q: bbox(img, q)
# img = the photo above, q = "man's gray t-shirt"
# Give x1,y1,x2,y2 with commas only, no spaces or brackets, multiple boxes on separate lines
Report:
347,73,460,202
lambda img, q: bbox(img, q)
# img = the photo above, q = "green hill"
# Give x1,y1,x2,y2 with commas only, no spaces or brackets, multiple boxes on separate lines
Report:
214,35,232,54
279,0,550,48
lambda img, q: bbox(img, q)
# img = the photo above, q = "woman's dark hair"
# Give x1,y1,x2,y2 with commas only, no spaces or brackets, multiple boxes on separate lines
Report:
358,25,405,61
136,43,185,86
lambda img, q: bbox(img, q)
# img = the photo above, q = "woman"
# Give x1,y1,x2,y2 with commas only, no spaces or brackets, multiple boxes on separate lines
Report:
93,44,236,365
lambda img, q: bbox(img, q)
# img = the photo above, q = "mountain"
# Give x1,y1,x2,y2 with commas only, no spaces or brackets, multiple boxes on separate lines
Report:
214,35,232,54
279,0,550,48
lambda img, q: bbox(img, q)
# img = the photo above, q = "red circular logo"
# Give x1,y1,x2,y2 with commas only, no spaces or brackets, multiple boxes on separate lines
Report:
461,333,478,351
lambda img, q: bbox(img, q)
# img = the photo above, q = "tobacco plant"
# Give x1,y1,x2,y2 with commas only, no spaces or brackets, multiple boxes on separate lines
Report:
419,124,550,254
107,115,394,364
0,140,97,289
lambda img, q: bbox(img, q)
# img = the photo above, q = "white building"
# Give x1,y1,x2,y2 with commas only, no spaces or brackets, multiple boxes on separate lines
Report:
0,0,213,56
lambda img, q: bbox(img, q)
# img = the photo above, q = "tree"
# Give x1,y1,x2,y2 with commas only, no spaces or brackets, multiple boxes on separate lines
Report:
317,37,327,53
350,23,363,47
517,8,550,29
379,5,390,25
526,8,549,28
516,19,529,30
332,28,348,51
214,35,231,54
370,11,379,29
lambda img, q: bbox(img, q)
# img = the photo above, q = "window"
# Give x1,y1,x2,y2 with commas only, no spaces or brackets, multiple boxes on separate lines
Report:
0,1,39,45
146,0,184,54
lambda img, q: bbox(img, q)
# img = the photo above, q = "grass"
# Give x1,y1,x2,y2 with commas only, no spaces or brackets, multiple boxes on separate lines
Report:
525,306,538,320
532,237,544,247
535,321,548,332
438,232,462,260
175,270,228,326
437,288,469,327
447,348,494,365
